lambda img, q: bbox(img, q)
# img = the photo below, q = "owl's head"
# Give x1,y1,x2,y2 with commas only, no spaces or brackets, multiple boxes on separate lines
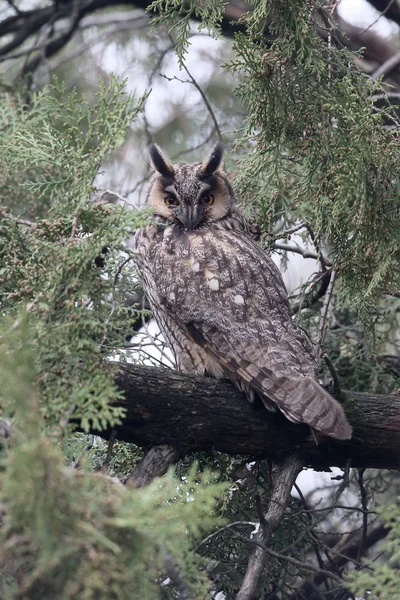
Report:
146,143,236,231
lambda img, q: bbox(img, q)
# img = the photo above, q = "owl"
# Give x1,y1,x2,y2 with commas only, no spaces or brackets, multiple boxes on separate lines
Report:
135,143,352,440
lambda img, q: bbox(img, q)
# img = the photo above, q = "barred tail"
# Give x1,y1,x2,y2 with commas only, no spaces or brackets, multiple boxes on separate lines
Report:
195,337,352,440
255,374,352,440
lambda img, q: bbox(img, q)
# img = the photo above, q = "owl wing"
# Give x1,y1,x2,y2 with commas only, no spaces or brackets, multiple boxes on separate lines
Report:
153,227,351,440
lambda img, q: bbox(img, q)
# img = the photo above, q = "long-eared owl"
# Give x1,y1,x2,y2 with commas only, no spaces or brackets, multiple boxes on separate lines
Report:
135,143,351,440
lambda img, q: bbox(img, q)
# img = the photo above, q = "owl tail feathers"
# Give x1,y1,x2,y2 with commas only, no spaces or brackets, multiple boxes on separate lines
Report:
258,376,352,441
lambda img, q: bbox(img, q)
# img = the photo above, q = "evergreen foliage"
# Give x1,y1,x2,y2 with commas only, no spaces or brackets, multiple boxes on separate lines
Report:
0,316,226,599
0,76,230,599
226,1,400,322
0,77,150,433
148,0,224,65
1,0,400,598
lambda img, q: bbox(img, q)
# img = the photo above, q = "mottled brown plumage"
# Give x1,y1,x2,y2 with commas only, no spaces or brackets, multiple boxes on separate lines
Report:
135,143,352,440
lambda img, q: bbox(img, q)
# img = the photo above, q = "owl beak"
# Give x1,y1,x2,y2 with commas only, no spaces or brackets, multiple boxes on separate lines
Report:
177,204,203,231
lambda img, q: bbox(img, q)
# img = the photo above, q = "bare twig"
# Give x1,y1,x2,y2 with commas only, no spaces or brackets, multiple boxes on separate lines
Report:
5,0,23,17
59,10,149,31
0,35,58,63
292,270,332,317
374,92,400,101
272,221,309,239
182,65,222,141
0,209,36,229
134,320,176,369
100,256,132,347
315,269,337,366
280,463,351,556
22,0,82,76
167,33,222,141
274,219,328,273
93,189,129,205
48,20,150,71
289,522,387,599
196,521,257,551
70,213,79,240
356,468,369,563
333,459,352,498
230,530,343,584
304,222,329,272
272,242,333,266
291,504,377,517
359,0,396,35
293,482,331,591
171,128,217,161
324,353,341,396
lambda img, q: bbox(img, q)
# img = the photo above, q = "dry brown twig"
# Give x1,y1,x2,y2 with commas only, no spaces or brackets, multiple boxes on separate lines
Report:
165,33,222,142
315,269,337,366
230,529,343,585
359,0,396,35
356,468,369,563
0,209,37,229
272,242,333,266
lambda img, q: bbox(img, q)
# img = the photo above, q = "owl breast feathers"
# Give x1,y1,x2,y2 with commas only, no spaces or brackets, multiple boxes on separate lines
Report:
135,143,352,440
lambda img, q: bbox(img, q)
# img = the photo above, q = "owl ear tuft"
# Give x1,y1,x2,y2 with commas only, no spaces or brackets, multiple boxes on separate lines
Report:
149,144,175,178
200,142,224,177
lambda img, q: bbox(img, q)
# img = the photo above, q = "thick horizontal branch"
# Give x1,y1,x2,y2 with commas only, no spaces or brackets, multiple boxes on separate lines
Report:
93,363,400,471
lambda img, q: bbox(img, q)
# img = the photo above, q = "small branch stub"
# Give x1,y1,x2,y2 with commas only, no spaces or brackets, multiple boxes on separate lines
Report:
128,444,181,487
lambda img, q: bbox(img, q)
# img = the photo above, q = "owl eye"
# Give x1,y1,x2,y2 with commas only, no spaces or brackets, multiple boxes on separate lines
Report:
200,193,215,206
164,195,179,206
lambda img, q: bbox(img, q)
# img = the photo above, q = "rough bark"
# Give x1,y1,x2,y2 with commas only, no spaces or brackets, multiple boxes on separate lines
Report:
236,454,304,600
90,363,400,471
127,444,181,487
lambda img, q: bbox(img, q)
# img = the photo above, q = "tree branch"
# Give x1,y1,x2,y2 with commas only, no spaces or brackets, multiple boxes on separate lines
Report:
367,0,400,27
236,454,304,600
315,269,336,366
272,242,333,266
85,363,400,471
289,521,388,599
372,50,400,80
3,0,400,89
127,444,181,487
231,529,343,585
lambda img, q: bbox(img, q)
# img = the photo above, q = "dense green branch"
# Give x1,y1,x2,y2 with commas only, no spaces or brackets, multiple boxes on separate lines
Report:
93,363,400,471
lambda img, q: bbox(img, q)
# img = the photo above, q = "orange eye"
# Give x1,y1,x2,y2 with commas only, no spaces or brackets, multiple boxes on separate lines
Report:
200,193,214,205
164,195,179,206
